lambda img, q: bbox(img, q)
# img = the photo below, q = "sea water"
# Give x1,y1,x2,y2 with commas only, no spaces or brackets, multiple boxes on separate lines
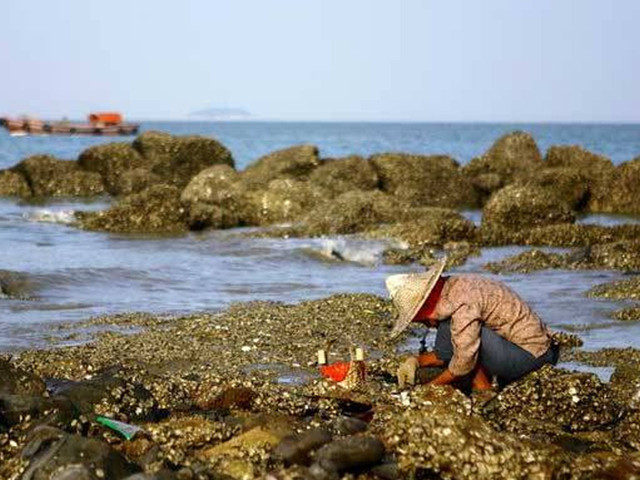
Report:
1,122,639,353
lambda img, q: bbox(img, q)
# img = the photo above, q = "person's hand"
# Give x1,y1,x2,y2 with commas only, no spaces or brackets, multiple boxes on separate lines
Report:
397,356,419,389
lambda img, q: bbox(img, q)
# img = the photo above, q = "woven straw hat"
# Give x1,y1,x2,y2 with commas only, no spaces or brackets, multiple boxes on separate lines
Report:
386,257,447,340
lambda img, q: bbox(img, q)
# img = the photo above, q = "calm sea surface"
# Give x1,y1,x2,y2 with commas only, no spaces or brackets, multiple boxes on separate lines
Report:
1,122,639,354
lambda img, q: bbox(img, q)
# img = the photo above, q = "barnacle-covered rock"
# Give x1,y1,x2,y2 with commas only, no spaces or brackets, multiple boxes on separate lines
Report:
611,305,640,322
590,156,640,214
309,155,379,198
78,143,148,195
180,164,247,230
484,241,640,273
481,223,640,248
149,135,234,188
0,359,45,396
13,154,105,197
587,276,640,300
117,168,162,196
77,184,187,233
371,153,478,208
483,366,623,435
370,207,477,249
519,167,591,210
482,185,576,232
372,385,562,478
241,145,320,190
463,131,543,198
545,145,614,174
302,190,396,236
0,170,30,197
245,179,326,226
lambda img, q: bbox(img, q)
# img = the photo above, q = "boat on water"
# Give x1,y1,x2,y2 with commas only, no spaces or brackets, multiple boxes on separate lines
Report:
0,112,140,136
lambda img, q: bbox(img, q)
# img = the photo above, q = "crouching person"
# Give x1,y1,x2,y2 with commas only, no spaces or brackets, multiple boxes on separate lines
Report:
386,258,559,390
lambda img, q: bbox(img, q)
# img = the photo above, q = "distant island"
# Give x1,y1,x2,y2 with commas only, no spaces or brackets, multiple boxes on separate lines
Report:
188,107,253,121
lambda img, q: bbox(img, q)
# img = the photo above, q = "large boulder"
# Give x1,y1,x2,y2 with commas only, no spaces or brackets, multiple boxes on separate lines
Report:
180,165,247,230
12,155,105,197
0,170,30,197
245,179,326,226
309,155,379,197
482,185,576,231
302,190,396,235
78,143,148,195
78,184,187,233
463,131,543,198
241,145,320,190
370,153,477,208
590,156,640,213
149,135,234,188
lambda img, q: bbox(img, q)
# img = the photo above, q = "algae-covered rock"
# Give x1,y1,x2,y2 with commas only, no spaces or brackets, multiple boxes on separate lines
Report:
484,365,623,434
241,145,320,190
78,143,148,195
309,155,379,197
587,276,640,300
590,157,640,214
0,269,39,300
150,135,234,188
371,207,477,249
463,131,543,197
370,153,477,208
78,184,186,233
484,249,567,274
13,155,105,197
482,185,576,231
180,165,247,230
245,179,326,226
0,170,30,197
302,190,396,235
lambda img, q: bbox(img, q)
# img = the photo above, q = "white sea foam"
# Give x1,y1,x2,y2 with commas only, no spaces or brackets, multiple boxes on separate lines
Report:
317,238,388,265
24,209,76,225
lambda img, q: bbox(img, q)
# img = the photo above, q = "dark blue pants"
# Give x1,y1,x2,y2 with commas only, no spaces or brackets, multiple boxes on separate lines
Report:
434,318,559,386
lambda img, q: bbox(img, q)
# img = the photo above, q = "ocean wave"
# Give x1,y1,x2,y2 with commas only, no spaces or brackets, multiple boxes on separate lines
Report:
311,238,389,265
23,209,76,225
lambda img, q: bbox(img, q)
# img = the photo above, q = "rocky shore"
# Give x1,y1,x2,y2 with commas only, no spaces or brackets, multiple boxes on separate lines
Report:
0,293,638,479
1,130,639,478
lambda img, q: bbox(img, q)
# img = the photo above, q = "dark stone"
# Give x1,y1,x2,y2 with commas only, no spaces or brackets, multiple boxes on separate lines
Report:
21,426,141,479
331,416,368,436
0,269,39,300
274,427,333,465
312,436,385,475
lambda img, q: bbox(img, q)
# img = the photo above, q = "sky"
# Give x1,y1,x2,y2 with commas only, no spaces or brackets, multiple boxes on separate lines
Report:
1,0,639,122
